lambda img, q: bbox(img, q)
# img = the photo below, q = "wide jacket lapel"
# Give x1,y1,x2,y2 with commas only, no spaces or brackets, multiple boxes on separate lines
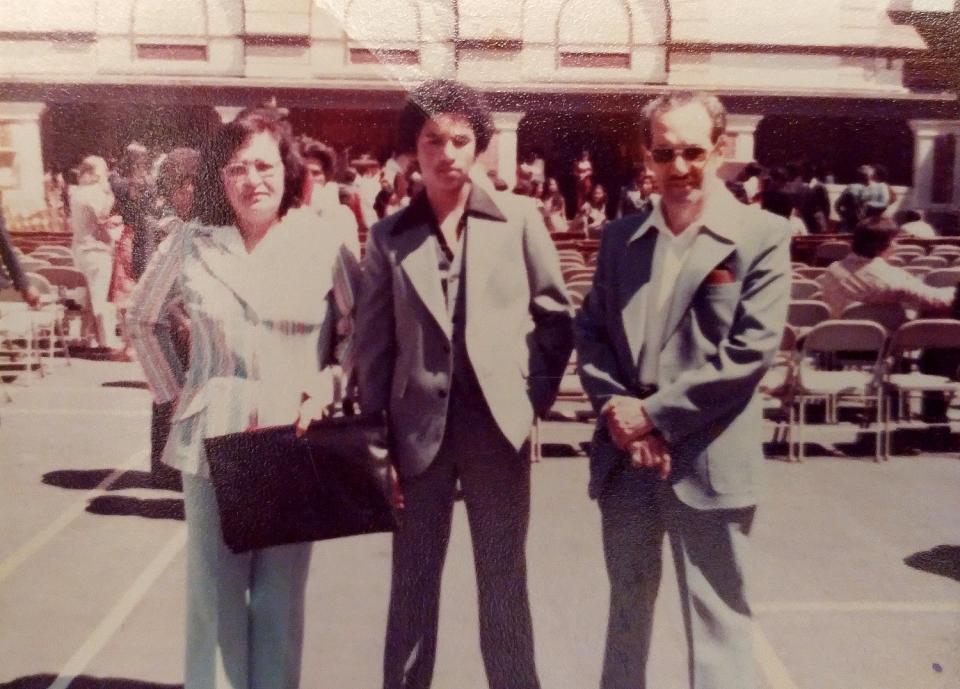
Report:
619,229,658,367
395,220,452,341
465,213,512,315
193,225,258,311
661,226,738,347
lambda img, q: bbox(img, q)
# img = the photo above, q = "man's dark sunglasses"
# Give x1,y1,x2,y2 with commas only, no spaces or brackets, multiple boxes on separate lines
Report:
650,146,709,164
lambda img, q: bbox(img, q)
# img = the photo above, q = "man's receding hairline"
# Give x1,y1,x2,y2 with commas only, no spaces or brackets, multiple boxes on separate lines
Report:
641,92,726,147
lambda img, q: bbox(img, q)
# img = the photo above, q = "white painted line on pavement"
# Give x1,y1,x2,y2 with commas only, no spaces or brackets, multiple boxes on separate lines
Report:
2,407,150,418
756,601,960,614
754,623,801,689
0,449,148,586
47,527,187,689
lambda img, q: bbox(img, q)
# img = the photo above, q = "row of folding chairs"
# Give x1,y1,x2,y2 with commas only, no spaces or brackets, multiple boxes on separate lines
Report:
789,299,905,333
762,318,960,462
559,248,596,307
0,264,87,399
793,240,960,271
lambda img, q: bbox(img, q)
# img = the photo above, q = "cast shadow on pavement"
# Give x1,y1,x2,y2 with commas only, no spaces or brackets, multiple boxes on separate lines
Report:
539,442,583,458
101,381,150,390
0,676,180,689
904,545,960,583
41,470,185,520
42,470,159,491
86,495,184,521
762,437,883,462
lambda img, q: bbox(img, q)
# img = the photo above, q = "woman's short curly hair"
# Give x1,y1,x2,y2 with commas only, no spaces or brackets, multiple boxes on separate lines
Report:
194,106,305,226
396,80,494,155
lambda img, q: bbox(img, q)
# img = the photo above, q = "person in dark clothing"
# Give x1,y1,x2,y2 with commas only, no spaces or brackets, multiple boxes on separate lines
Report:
0,196,42,308
112,142,158,280
797,162,832,234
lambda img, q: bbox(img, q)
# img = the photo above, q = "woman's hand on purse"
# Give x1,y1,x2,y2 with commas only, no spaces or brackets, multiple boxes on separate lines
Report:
294,392,331,438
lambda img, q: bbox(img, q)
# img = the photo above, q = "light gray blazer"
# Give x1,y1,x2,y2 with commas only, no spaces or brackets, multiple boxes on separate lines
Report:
354,187,574,478
575,190,791,509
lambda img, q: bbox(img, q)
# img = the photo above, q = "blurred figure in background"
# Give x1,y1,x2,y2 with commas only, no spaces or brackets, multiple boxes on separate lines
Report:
817,217,954,317
301,138,360,256
574,148,594,209
897,208,937,239
540,177,568,233
70,155,124,352
112,142,158,280
141,146,201,492
578,183,609,237
617,164,658,218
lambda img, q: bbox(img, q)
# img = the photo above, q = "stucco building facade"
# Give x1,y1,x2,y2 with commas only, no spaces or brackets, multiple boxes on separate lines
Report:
0,0,957,225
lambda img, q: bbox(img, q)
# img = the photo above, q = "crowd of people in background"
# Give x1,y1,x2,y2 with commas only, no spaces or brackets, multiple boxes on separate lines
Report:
53,130,447,361
503,148,950,242
9,118,954,370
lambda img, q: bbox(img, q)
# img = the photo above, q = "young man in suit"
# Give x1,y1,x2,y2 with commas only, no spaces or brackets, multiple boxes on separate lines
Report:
575,92,791,689
354,80,574,689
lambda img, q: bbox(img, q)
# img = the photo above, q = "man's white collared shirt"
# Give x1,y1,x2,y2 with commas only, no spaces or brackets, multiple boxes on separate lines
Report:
636,188,739,384
638,201,700,383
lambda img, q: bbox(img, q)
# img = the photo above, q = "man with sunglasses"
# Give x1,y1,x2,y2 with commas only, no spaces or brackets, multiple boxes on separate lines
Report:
575,92,791,689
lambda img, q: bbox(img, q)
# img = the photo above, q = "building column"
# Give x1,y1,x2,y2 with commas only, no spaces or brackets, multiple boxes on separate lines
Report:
909,119,942,208
948,122,960,207
215,106,244,124
488,111,525,191
724,114,763,163
0,102,47,216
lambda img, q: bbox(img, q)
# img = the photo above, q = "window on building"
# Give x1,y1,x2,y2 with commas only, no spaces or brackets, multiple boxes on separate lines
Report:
557,0,631,68
344,0,421,65
132,0,209,60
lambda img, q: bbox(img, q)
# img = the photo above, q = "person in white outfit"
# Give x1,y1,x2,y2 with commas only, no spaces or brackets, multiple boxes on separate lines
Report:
70,155,123,350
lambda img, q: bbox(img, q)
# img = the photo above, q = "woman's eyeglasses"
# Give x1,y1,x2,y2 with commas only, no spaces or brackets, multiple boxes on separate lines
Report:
222,160,281,181
649,146,710,164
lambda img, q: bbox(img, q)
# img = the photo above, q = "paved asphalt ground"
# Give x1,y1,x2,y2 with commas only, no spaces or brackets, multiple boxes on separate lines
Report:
1,358,958,689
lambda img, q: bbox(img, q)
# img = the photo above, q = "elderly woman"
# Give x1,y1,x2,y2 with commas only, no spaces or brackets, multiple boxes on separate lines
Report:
126,107,349,689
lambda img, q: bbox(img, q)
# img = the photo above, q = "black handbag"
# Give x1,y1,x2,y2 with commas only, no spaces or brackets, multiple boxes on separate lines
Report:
204,408,396,553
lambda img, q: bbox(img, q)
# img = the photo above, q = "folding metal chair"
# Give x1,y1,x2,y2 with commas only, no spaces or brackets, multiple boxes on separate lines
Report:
814,241,851,266
790,320,887,462
930,245,960,259
881,319,960,460
923,268,960,289
841,302,908,334
566,279,593,307
794,267,826,281
904,265,932,279
0,292,41,386
787,300,831,333
791,280,820,300
889,246,924,260
909,255,949,270
760,326,799,454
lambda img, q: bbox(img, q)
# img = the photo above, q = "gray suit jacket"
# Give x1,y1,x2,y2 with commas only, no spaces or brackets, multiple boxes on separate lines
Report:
575,189,791,509
354,187,574,478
